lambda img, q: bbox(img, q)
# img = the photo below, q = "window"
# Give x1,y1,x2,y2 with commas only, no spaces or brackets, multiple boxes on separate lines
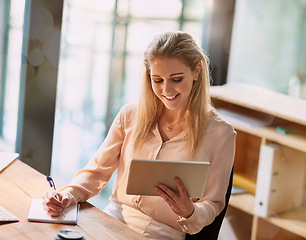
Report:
227,0,306,99
51,0,207,210
0,0,25,151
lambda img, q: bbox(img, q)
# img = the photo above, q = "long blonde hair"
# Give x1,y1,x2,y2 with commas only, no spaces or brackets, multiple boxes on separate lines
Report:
133,31,212,159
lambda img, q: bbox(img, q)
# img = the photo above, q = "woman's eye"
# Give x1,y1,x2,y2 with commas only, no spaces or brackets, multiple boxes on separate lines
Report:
172,78,183,82
153,79,163,83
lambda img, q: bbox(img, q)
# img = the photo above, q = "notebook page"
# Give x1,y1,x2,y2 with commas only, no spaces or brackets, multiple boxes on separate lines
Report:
27,199,78,224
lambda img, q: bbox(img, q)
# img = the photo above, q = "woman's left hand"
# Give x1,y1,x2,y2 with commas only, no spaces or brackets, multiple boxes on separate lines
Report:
155,177,195,218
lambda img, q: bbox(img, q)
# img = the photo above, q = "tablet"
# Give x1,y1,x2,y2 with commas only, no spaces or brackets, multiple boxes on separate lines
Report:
126,159,211,198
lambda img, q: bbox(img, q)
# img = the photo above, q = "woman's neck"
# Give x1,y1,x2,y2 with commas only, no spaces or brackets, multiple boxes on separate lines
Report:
161,108,186,124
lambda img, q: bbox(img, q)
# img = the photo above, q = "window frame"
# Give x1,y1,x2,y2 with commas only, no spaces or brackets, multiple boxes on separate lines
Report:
0,0,11,142
15,0,64,175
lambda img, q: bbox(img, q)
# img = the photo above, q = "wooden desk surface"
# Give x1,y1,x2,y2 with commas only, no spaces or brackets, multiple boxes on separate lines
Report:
0,160,147,240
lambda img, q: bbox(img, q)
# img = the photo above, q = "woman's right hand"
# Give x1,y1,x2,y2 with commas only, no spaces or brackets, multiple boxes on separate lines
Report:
43,191,73,217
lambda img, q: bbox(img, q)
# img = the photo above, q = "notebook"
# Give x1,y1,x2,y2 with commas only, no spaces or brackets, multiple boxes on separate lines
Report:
27,199,79,225
0,152,19,172
126,159,211,198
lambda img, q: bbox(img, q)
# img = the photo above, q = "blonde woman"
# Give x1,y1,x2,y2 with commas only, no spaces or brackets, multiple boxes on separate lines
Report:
43,31,236,240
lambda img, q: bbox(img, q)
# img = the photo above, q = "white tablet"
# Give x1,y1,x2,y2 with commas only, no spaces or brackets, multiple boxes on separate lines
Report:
126,159,211,198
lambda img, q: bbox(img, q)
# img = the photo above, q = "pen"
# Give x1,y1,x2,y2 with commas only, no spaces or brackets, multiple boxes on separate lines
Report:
46,176,65,217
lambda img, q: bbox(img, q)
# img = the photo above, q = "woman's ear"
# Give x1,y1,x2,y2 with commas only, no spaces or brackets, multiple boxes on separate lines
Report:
193,63,201,81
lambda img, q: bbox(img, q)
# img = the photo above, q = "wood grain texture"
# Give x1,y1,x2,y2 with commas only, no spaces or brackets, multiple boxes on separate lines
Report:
0,160,147,240
211,84,306,239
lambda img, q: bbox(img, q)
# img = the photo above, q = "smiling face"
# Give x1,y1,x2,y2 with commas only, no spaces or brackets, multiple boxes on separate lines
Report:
150,57,200,114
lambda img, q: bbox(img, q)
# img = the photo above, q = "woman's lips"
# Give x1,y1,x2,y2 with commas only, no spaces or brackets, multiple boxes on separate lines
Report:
164,94,179,101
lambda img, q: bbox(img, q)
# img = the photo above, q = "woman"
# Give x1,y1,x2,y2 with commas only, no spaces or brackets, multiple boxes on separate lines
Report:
43,31,236,240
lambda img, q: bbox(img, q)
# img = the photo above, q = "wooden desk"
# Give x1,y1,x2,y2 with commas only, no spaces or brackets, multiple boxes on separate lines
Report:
0,160,148,240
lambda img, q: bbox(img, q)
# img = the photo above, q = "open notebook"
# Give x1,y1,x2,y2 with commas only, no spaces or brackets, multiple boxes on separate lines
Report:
27,199,79,225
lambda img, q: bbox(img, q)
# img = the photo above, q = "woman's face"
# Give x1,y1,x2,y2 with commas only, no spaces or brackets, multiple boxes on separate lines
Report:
150,57,200,113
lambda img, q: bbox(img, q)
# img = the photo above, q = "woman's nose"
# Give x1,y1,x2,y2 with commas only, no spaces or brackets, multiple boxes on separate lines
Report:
163,81,173,93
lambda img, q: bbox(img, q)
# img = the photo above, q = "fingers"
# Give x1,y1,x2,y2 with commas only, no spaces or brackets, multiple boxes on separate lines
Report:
175,177,189,200
43,191,69,217
155,178,195,218
157,184,177,201
156,178,188,201
61,196,70,209
155,185,176,206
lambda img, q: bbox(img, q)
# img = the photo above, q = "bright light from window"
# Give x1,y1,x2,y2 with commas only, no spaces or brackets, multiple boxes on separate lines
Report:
1,0,25,151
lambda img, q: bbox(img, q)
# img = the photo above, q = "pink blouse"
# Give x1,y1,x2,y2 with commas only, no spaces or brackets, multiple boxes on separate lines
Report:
63,103,236,234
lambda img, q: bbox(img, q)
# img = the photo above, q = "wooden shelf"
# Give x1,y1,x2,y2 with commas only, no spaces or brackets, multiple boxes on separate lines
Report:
210,83,306,155
267,207,306,238
230,193,255,215
210,84,306,240
230,193,306,238
233,173,256,195
210,83,306,126
228,117,306,153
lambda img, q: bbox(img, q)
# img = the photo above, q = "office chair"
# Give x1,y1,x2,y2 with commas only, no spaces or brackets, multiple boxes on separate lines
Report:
185,168,233,240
